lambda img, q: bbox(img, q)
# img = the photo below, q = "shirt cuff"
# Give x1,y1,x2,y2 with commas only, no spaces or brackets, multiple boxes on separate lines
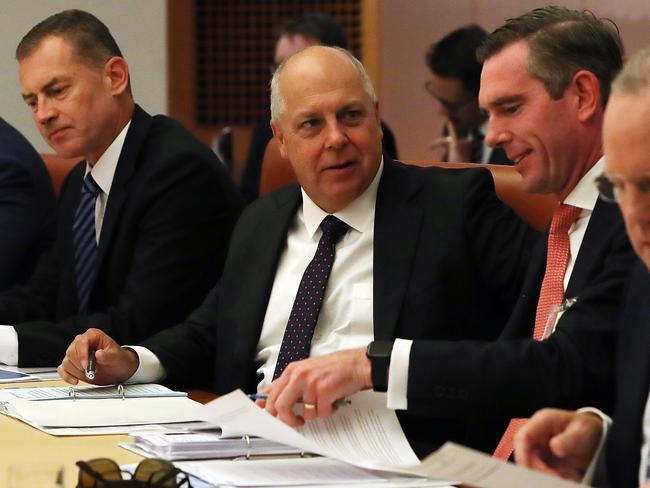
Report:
386,338,412,410
124,345,166,384
577,407,611,484
0,326,19,366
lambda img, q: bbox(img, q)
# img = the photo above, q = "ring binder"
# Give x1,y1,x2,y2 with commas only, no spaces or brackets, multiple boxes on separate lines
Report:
118,384,125,400
68,386,76,401
243,434,251,459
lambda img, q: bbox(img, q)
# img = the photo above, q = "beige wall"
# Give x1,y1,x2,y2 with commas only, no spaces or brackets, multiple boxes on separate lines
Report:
379,0,650,162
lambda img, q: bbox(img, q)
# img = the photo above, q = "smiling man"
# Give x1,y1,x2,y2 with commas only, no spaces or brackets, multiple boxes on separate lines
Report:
0,10,242,366
515,47,650,488
256,6,635,460
58,45,533,457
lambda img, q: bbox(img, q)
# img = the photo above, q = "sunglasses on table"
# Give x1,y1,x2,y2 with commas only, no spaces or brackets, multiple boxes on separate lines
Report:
76,458,192,488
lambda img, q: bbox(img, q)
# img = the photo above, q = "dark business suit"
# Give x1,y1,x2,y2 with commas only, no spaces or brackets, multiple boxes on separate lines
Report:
405,197,635,453
0,105,243,366
595,261,650,487
144,158,535,456
0,117,55,291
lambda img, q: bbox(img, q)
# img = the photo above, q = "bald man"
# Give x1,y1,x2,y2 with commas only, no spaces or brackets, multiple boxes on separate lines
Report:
58,46,531,457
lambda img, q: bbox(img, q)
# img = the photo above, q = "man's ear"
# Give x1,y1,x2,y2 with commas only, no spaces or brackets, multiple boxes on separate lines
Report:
104,56,130,96
271,121,288,159
569,70,601,123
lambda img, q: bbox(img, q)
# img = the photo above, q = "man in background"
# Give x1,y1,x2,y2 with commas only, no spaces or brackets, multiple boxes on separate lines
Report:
0,117,55,291
240,13,398,203
425,25,510,164
515,46,650,488
0,9,242,366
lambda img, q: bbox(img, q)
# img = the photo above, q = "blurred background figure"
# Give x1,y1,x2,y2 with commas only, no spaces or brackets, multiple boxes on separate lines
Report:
425,25,511,164
0,117,55,291
240,13,398,203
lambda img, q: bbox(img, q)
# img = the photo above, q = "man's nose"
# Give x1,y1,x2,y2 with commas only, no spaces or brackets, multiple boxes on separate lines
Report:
34,99,57,125
324,122,347,150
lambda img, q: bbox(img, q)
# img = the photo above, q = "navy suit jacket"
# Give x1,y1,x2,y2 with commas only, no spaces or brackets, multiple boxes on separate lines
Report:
405,197,636,453
0,117,55,290
0,106,243,366
143,158,535,456
596,261,650,487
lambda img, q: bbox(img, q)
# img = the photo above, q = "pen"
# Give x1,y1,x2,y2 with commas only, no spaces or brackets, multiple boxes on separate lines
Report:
85,349,96,380
249,393,351,407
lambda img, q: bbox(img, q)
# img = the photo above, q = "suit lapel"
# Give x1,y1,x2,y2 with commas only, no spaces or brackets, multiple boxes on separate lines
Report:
95,105,151,272
373,160,423,340
234,186,302,372
565,199,619,296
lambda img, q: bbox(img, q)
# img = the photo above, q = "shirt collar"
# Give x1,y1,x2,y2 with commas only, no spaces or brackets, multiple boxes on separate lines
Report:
84,120,132,195
563,156,604,211
301,157,384,238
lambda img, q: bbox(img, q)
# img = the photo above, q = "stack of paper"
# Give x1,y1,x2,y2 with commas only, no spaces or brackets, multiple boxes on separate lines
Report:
0,383,206,435
128,432,303,460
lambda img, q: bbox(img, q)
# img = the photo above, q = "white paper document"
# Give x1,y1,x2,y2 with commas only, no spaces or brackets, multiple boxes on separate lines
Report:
201,390,425,473
413,442,582,488
175,457,430,487
199,390,584,488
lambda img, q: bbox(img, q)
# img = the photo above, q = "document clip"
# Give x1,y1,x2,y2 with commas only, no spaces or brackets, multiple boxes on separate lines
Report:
243,434,252,460
542,296,578,340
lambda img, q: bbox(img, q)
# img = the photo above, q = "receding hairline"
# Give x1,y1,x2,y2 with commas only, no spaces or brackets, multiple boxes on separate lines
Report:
270,45,377,123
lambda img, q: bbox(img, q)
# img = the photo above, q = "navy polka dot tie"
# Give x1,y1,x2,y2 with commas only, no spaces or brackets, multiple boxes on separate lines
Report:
273,215,349,380
73,173,102,314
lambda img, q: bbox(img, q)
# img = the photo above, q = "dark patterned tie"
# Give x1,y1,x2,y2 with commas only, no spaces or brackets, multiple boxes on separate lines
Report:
73,173,102,314
273,215,349,379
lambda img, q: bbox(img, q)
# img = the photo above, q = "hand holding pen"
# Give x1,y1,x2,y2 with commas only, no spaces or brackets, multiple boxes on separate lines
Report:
57,328,140,386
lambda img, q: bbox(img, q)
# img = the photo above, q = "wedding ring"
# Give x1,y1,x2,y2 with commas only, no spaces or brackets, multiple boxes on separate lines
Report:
303,402,316,410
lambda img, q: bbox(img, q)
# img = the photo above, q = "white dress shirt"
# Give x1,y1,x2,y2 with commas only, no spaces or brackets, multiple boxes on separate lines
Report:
0,122,131,366
129,160,384,386
387,157,605,410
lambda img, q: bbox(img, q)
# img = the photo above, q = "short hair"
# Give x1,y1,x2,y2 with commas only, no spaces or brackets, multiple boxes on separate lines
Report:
425,25,487,96
270,47,377,123
16,9,123,68
611,47,650,95
277,13,348,49
477,6,623,105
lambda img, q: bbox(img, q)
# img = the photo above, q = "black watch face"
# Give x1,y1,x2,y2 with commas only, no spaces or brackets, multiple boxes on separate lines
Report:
369,341,393,358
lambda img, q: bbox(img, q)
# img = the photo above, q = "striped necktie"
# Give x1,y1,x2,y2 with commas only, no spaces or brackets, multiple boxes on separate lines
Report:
73,173,102,314
273,215,349,380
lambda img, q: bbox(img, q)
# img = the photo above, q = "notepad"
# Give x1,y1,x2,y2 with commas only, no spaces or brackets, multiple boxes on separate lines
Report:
0,383,204,434
126,432,304,460
0,383,186,401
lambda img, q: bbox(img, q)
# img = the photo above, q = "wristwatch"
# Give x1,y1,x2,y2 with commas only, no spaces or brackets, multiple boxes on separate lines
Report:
366,340,393,392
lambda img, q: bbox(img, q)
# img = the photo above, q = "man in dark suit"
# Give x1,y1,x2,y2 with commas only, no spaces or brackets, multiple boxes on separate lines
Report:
515,47,650,488
425,25,510,164
0,10,242,366
0,117,55,291
261,6,635,458
58,45,533,456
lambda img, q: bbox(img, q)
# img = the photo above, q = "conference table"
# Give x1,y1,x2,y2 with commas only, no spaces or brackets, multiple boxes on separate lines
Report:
1,380,472,488
0,379,216,488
